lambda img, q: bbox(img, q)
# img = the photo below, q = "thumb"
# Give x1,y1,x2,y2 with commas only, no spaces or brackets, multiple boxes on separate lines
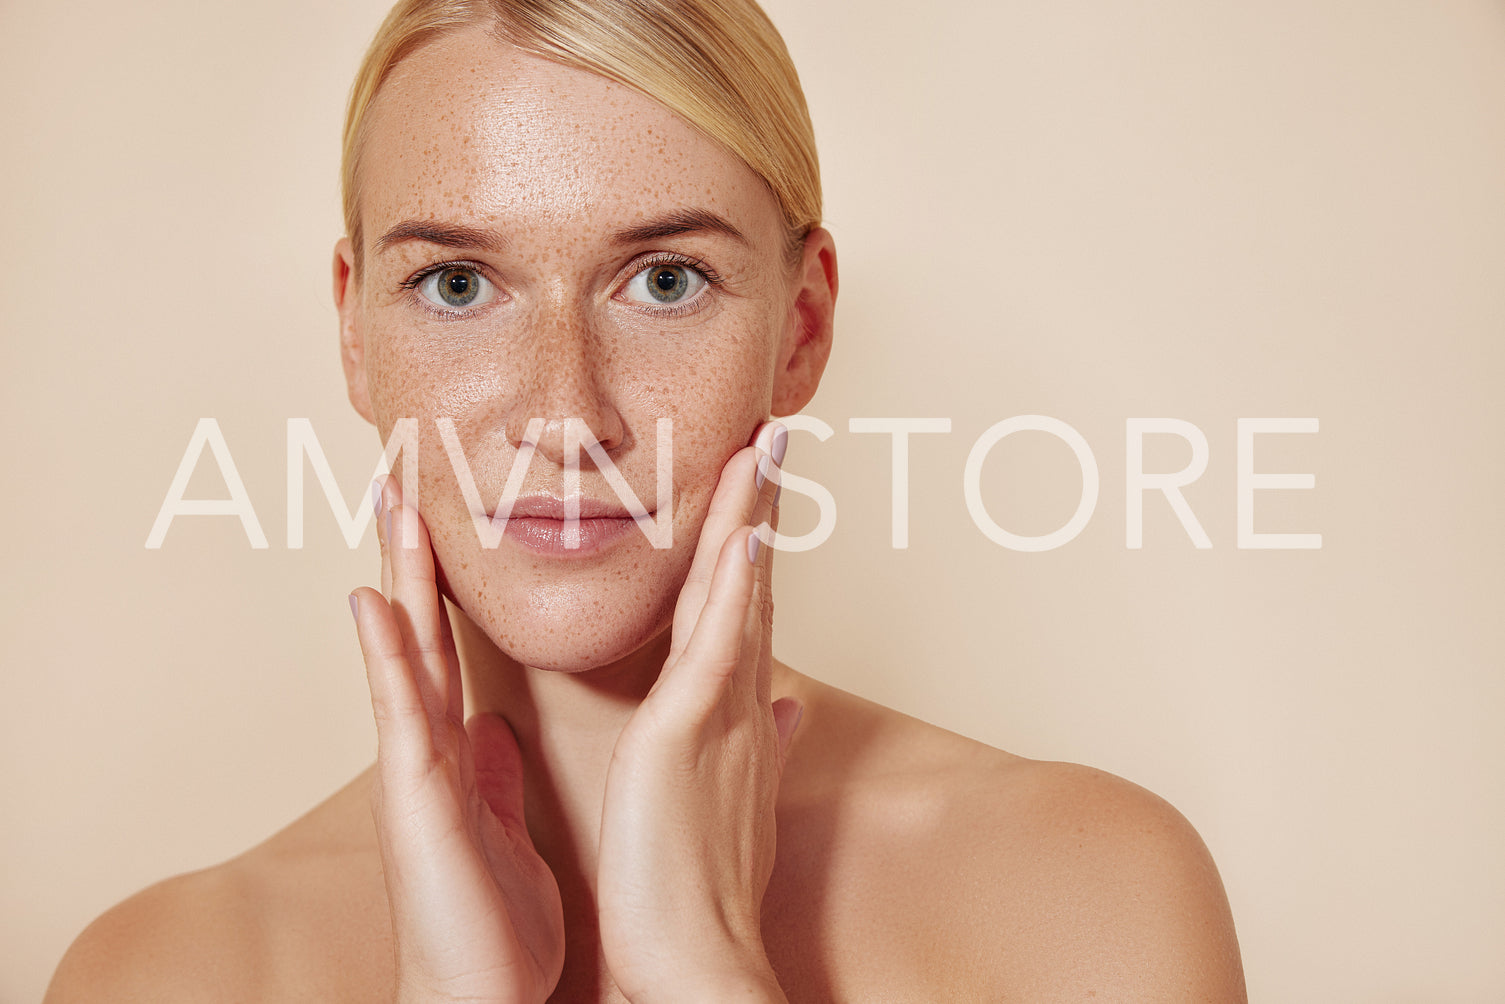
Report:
468,712,529,833
771,697,804,772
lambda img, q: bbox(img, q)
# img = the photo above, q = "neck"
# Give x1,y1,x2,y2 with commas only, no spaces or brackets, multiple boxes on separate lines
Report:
448,600,668,865
447,601,804,831
442,600,808,994
448,606,676,994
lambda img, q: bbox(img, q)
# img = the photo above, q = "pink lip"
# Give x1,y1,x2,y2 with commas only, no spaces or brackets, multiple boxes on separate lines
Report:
488,495,650,556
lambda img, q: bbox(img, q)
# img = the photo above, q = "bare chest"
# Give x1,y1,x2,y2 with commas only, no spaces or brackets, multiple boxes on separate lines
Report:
265,852,954,1004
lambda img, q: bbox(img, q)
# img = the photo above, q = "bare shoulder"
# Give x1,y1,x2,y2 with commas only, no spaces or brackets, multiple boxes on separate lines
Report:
44,855,271,1003
964,758,1248,1000
45,769,389,1004
775,673,1246,1001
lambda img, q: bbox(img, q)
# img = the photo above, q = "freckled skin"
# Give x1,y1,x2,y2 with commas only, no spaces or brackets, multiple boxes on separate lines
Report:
343,30,797,672
39,26,1244,1004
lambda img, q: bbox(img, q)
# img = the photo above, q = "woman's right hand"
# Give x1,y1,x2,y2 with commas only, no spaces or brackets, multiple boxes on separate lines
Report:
349,478,565,1003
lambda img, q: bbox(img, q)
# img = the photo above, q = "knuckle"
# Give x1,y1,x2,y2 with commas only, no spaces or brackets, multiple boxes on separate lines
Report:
368,694,399,726
369,688,418,727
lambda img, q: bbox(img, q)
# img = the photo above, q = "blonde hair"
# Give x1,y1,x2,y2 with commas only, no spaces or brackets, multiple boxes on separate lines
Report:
341,0,821,273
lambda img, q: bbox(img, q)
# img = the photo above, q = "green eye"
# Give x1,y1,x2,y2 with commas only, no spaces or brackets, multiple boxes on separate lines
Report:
416,265,494,310
649,266,688,301
623,262,707,307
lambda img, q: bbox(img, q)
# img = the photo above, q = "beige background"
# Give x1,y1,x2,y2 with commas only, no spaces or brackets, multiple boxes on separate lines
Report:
3,1,1502,1000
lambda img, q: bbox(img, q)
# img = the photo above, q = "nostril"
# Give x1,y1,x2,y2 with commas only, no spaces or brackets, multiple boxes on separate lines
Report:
502,415,626,468
504,417,548,452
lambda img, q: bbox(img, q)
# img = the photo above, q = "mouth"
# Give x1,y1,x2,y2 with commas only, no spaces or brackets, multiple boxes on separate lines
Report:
487,495,653,556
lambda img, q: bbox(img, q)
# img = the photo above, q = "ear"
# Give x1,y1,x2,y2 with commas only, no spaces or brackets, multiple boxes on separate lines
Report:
333,237,377,425
771,227,838,417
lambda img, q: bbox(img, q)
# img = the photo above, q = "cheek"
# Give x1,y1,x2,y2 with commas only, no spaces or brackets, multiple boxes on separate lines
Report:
353,311,780,670
638,326,780,512
363,322,506,484
364,304,781,534
365,322,468,426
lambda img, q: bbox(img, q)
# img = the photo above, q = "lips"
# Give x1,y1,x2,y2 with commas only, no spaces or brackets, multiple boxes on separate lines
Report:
488,495,651,555
493,495,646,520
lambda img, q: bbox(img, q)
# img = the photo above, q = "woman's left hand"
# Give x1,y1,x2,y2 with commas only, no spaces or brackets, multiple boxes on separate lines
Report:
597,421,800,1003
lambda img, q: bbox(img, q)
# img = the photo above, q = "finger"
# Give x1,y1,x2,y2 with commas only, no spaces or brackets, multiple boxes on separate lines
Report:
668,420,783,663
374,478,393,599
661,525,759,711
749,421,785,552
669,449,760,659
749,423,784,575
350,587,434,783
468,713,531,838
373,479,463,773
770,696,804,774
386,495,459,734
382,475,465,729
437,598,465,731
687,421,781,594
745,422,785,599
746,438,784,707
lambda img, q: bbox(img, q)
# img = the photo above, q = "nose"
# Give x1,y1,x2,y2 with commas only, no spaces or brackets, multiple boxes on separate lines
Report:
501,300,625,468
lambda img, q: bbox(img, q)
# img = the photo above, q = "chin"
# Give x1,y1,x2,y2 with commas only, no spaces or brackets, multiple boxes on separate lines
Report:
453,566,681,674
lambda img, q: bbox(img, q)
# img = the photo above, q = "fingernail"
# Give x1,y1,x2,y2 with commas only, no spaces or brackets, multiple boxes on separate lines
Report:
773,482,782,507
771,424,788,466
755,452,772,490
754,422,774,454
792,704,805,736
370,478,383,517
348,593,359,622
747,530,762,563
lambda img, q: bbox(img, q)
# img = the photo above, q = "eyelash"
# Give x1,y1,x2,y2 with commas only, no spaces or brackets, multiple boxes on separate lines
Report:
397,253,725,320
621,252,723,318
398,260,496,321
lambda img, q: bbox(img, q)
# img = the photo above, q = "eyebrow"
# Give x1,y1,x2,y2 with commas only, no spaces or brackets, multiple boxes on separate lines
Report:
371,207,748,257
373,220,507,256
608,208,749,247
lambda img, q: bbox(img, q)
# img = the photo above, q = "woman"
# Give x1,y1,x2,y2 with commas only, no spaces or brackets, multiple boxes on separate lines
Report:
47,1,1245,999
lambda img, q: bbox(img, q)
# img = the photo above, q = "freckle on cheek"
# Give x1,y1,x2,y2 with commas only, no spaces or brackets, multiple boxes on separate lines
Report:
360,34,782,670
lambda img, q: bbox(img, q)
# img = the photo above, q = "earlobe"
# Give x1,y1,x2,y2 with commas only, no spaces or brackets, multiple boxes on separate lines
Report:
333,237,377,425
771,227,838,417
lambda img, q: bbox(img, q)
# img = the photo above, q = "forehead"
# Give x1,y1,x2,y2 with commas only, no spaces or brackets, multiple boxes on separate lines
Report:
359,26,779,244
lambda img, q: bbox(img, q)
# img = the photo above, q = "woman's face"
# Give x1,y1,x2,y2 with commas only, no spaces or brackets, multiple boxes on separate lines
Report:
335,27,831,672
